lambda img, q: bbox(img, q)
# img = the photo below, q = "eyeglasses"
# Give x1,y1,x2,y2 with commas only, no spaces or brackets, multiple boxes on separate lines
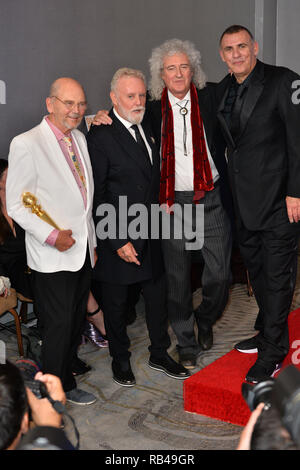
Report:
51,96,87,111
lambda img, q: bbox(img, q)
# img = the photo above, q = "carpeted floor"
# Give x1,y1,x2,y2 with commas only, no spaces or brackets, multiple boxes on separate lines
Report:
2,256,300,451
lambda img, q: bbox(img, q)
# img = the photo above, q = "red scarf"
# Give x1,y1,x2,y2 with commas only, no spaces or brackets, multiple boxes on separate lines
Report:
160,83,214,210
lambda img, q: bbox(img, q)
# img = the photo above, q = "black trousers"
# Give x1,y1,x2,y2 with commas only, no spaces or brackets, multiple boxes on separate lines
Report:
237,219,299,363
100,274,171,363
32,252,92,392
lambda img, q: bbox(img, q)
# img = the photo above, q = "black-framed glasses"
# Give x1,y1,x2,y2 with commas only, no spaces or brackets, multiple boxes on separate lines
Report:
51,95,87,111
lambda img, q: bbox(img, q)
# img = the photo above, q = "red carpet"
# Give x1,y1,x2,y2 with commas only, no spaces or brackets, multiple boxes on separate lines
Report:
183,308,300,426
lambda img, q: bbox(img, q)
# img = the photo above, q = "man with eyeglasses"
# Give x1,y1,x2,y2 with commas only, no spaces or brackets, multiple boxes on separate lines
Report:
6,77,97,405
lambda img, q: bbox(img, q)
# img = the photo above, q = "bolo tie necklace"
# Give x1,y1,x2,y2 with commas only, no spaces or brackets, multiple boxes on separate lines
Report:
176,100,189,156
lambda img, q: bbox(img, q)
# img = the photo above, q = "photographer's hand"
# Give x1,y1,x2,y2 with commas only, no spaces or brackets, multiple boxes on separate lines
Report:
34,372,66,405
26,373,66,428
236,402,265,450
26,388,62,428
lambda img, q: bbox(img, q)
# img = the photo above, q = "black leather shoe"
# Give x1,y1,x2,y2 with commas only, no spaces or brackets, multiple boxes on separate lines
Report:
148,354,190,379
197,323,213,350
112,360,136,387
245,359,281,384
234,334,260,354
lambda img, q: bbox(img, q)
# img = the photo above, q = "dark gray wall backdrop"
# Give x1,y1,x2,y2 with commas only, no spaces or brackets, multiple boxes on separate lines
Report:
277,0,300,74
0,0,256,156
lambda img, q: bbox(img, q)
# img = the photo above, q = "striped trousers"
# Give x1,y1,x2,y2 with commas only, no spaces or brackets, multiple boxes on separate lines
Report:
161,185,232,354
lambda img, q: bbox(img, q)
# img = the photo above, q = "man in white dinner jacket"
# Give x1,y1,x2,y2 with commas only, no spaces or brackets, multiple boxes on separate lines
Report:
6,77,97,405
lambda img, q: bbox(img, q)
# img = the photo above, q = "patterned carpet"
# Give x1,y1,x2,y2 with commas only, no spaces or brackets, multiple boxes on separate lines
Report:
2,258,300,451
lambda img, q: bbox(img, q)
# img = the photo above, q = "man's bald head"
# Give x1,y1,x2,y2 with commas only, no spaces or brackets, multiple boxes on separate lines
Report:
46,77,87,134
49,77,85,99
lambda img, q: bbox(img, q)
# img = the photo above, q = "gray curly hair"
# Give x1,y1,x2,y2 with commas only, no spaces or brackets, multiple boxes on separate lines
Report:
148,38,207,100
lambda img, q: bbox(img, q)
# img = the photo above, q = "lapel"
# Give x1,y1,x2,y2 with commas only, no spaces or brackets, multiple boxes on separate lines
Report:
141,118,159,168
142,118,160,192
217,61,265,146
109,109,152,182
217,75,236,148
39,118,84,194
238,60,265,138
71,130,93,210
197,88,213,149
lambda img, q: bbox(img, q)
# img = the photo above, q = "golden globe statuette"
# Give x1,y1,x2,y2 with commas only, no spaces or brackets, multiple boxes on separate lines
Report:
22,192,61,230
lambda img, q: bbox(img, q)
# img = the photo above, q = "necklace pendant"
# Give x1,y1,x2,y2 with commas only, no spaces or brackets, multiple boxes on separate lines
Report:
179,107,188,116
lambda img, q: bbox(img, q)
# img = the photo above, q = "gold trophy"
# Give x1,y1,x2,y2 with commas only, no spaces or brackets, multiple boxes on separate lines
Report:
22,192,61,230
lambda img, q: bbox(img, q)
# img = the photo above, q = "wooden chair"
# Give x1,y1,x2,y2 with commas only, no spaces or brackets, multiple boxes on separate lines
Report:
16,292,34,324
0,288,24,356
246,270,253,296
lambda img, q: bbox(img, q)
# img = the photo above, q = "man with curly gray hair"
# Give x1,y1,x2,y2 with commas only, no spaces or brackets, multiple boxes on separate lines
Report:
146,38,232,369
148,38,207,100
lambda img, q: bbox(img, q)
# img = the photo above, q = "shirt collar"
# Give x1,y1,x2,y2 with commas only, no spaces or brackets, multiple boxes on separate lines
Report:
233,61,258,90
168,90,191,108
113,108,136,130
45,115,72,141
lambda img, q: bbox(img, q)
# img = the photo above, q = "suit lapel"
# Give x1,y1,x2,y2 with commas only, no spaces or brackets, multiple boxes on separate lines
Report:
71,130,94,211
197,89,213,149
217,77,236,149
217,61,265,145
141,120,158,168
110,110,152,181
238,61,265,138
39,118,84,197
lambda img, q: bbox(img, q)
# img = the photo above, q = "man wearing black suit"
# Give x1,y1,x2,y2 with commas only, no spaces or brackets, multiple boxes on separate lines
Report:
217,25,300,383
87,68,189,386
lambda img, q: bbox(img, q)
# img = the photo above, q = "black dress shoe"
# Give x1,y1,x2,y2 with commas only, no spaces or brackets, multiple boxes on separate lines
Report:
148,354,190,379
72,357,92,376
245,359,281,383
112,360,136,387
197,323,213,350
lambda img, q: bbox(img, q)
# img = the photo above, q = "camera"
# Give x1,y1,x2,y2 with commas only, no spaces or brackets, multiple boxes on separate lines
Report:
242,365,300,447
15,358,48,399
242,378,274,411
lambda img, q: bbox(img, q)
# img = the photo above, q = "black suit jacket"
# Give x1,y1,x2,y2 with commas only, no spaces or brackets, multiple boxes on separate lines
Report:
217,60,300,231
87,110,164,285
146,83,233,220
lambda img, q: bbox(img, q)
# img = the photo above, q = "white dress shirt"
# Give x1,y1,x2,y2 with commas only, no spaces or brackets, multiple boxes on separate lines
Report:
113,108,152,164
168,90,219,191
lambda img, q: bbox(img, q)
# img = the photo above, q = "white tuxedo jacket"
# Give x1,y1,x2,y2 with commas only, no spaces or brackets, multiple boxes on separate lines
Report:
6,117,97,273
